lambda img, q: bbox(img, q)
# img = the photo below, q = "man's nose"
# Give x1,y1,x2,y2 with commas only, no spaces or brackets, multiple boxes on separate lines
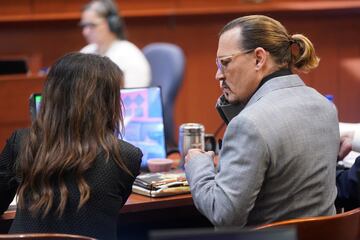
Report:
82,27,90,37
215,68,224,82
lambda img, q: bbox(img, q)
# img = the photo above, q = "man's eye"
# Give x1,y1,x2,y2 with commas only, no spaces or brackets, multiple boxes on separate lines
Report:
220,59,230,67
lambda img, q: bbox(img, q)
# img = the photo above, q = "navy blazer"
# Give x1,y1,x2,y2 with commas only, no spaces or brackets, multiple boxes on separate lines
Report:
336,156,360,210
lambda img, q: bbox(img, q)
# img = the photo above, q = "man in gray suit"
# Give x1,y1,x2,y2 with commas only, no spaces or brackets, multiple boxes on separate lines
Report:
184,15,339,227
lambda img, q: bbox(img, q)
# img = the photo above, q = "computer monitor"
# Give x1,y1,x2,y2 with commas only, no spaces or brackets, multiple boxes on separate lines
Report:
29,93,42,120
149,227,297,240
121,87,167,169
0,59,28,75
29,87,167,170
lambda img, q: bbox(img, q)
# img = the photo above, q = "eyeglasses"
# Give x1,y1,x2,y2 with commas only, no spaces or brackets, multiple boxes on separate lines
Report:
216,49,253,73
79,21,103,29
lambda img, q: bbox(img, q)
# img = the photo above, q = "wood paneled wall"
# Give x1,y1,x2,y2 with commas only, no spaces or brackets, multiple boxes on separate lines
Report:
1,0,360,149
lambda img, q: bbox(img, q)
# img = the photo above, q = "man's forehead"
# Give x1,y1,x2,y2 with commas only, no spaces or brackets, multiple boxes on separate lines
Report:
217,27,242,55
82,10,102,21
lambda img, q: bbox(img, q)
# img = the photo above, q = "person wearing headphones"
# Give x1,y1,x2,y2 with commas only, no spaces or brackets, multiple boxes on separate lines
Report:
80,0,151,88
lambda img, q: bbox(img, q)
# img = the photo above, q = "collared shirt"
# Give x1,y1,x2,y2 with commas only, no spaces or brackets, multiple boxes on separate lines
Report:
257,68,293,91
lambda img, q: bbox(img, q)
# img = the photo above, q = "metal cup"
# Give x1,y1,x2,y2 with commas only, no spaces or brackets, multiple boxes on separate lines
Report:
178,123,205,168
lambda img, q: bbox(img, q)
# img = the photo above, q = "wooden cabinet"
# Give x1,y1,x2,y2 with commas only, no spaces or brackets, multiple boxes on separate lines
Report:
0,75,44,148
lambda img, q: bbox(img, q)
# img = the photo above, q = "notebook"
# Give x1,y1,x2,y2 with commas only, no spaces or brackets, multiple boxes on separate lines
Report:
29,87,167,170
132,171,189,197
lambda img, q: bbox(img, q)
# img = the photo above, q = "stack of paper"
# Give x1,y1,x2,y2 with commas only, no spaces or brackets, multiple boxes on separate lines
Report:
132,171,190,197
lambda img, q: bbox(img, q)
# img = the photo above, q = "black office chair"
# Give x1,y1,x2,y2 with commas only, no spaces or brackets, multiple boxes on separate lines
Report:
142,43,185,152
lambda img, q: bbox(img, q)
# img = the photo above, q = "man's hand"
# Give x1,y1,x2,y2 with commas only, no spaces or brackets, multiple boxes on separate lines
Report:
339,131,354,160
185,149,215,165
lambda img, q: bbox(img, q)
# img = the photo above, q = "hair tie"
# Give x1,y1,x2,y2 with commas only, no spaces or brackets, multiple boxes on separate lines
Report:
289,38,300,56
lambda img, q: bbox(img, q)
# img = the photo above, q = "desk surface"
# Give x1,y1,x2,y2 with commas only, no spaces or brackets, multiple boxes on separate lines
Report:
122,193,193,213
1,193,193,221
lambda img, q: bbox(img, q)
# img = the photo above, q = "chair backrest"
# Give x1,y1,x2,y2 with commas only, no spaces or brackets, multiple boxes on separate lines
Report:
0,233,96,239
142,43,185,150
256,208,360,240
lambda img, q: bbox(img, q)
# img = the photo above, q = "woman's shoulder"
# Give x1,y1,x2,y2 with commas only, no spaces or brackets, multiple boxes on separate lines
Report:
8,128,29,145
118,139,139,150
112,40,138,49
1,129,29,166
79,44,97,54
118,139,142,160
116,140,143,175
109,40,144,57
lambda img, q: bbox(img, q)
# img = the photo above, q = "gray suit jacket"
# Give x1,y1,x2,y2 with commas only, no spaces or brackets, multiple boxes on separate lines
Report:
185,74,339,227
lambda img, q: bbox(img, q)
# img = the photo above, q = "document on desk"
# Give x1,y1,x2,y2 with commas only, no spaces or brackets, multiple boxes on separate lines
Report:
132,171,190,197
342,151,360,168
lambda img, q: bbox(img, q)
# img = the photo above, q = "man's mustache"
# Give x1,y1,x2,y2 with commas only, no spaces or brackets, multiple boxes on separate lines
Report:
221,80,229,89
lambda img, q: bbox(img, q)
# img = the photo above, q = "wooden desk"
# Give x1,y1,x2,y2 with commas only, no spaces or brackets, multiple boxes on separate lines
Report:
0,193,212,239
119,193,212,240
1,193,194,219
121,192,194,214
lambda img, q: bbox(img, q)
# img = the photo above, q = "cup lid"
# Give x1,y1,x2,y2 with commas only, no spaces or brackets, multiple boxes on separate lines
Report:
179,123,205,133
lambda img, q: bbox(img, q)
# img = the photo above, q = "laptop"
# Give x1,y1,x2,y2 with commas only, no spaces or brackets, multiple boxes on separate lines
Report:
29,87,167,170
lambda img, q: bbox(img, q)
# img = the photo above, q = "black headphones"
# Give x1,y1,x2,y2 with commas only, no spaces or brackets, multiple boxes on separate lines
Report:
107,9,122,35
101,0,126,39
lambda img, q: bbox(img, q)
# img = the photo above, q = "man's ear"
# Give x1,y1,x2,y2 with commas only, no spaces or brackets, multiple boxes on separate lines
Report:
254,47,267,70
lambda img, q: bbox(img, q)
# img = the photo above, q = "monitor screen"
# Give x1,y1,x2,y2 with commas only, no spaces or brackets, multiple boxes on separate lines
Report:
29,87,167,170
29,93,42,120
121,87,166,169
0,59,28,75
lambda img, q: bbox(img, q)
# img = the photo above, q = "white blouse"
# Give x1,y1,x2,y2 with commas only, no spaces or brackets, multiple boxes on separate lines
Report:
81,40,151,88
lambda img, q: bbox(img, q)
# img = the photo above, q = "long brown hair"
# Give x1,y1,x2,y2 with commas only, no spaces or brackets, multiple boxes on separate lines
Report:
17,52,128,217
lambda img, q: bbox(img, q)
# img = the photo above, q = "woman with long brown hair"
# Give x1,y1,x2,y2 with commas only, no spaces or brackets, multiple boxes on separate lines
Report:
0,52,142,239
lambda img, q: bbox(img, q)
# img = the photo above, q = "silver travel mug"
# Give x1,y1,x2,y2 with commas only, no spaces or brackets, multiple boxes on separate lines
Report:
178,123,205,168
